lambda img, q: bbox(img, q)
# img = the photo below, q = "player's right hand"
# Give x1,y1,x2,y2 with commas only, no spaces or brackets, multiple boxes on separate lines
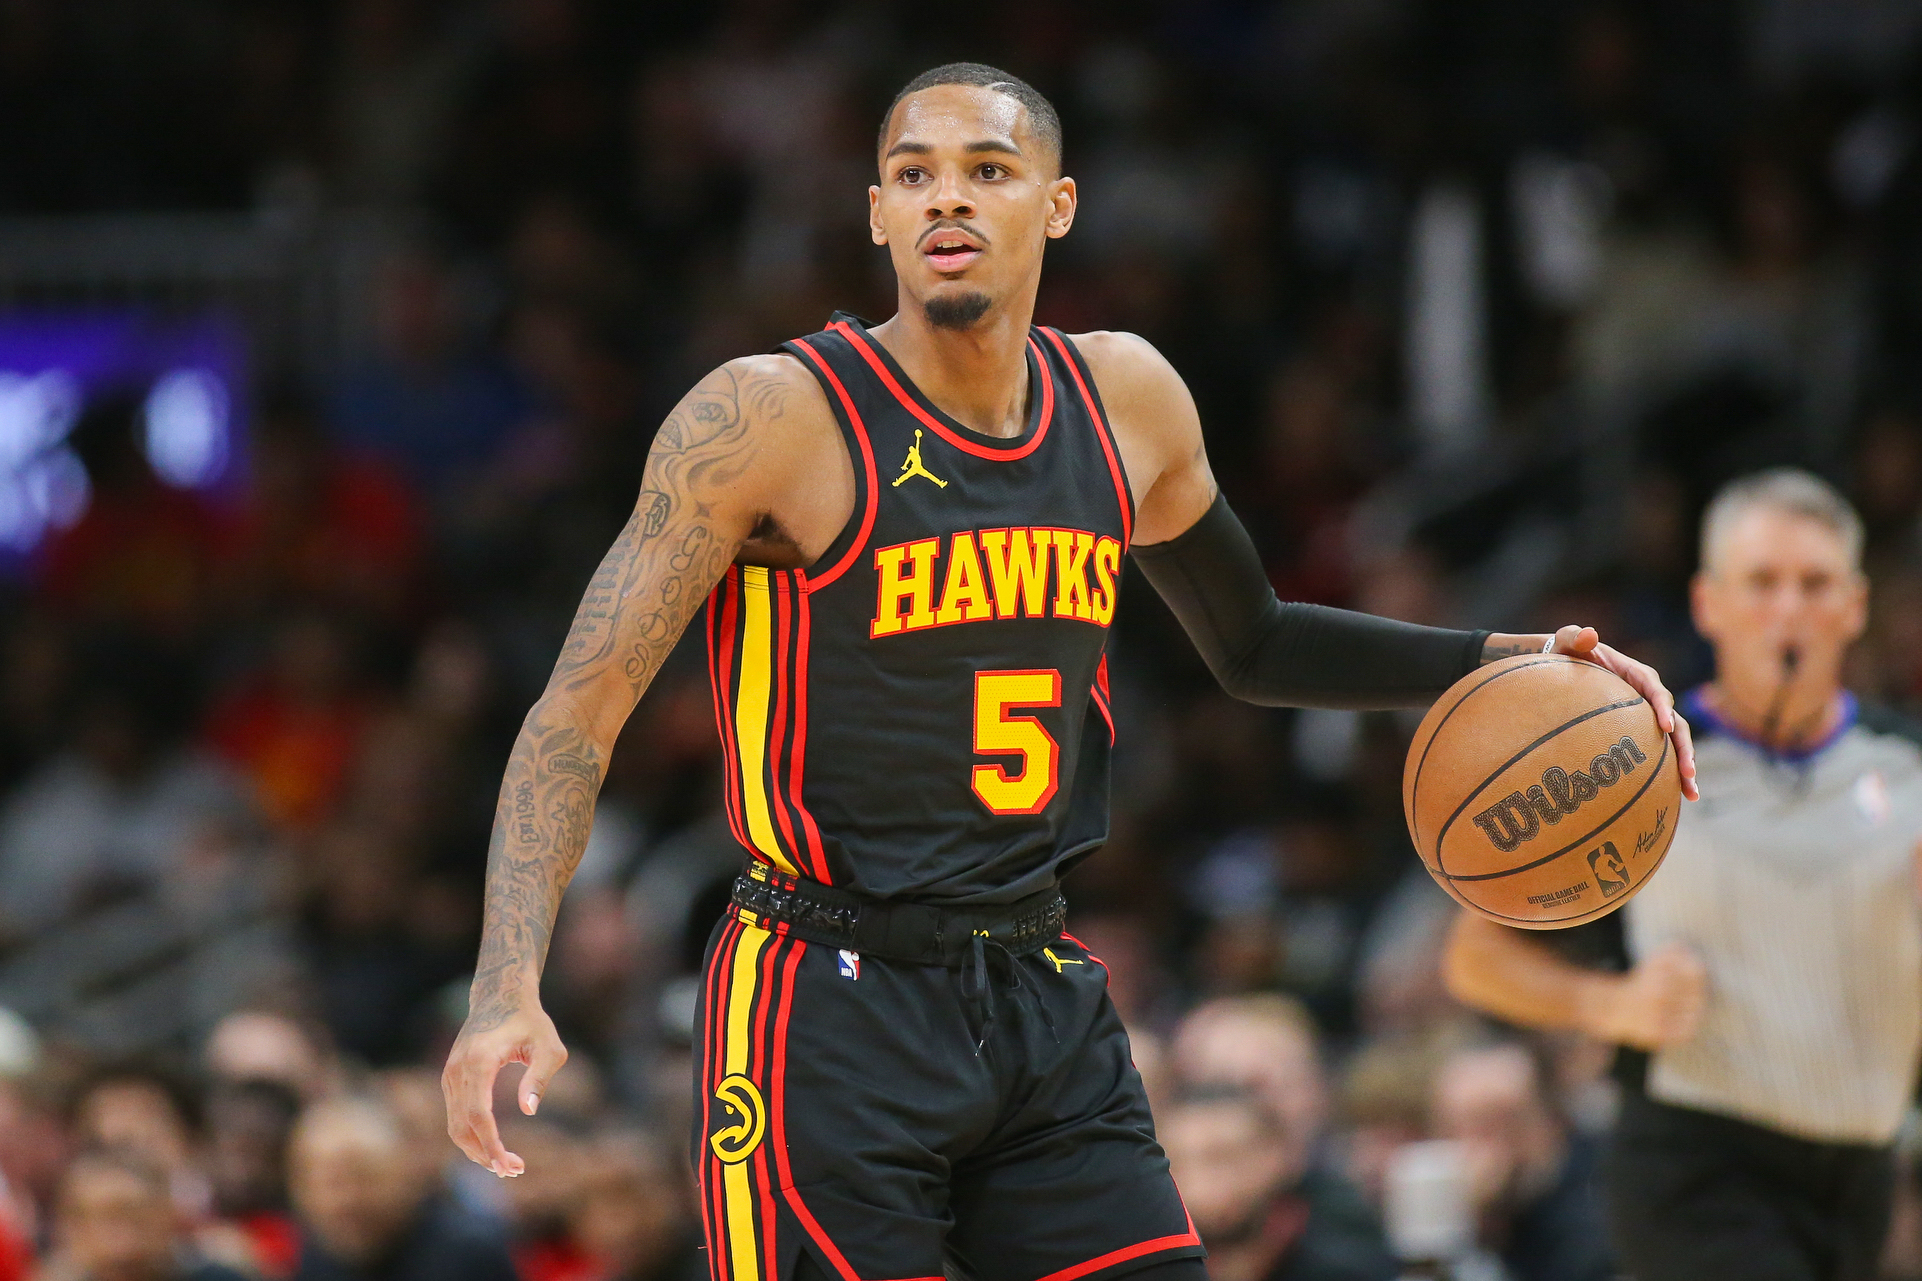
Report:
1592,942,1707,1050
441,1002,569,1177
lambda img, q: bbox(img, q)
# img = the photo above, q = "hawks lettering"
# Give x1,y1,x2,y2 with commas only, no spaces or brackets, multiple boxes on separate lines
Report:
1471,736,1649,854
872,526,1123,638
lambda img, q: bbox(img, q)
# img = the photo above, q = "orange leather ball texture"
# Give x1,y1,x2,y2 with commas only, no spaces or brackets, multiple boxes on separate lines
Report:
1403,654,1681,929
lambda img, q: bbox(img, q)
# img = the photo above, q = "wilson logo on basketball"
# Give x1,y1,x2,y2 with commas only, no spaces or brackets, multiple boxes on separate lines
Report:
1471,737,1649,854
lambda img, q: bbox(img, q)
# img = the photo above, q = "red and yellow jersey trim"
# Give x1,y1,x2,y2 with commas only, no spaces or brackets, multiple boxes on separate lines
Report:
707,564,828,883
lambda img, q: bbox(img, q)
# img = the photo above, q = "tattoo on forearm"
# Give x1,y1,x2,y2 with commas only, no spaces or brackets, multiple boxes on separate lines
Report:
466,362,789,1030
1481,635,1545,664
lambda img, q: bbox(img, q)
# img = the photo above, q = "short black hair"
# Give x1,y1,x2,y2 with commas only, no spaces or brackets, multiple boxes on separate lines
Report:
878,62,1062,171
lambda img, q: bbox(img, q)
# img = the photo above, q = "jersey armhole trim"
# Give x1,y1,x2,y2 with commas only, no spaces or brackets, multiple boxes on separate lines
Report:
788,337,878,592
1041,328,1135,547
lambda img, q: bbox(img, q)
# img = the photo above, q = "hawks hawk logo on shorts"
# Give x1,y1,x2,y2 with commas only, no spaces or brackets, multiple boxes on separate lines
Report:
709,1074,766,1164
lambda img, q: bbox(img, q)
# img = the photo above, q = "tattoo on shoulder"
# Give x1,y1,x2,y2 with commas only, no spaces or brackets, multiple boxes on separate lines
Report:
551,361,789,697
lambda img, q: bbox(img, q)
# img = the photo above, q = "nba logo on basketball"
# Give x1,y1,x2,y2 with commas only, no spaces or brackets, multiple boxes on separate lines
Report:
838,950,861,980
1587,842,1629,897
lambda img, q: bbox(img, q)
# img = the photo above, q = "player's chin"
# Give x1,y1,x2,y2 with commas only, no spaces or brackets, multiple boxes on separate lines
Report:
923,285,996,331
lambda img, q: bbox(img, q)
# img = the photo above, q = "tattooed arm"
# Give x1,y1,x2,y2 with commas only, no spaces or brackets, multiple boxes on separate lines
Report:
442,354,846,1176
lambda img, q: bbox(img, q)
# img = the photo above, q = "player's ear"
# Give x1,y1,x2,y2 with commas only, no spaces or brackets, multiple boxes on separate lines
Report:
1045,176,1076,240
869,186,887,246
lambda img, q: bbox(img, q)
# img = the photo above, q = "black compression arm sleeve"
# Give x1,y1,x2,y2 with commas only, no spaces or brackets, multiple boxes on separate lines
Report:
1131,495,1489,710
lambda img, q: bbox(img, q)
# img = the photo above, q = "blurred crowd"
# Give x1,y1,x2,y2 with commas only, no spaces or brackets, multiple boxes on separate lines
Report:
13,0,1922,1278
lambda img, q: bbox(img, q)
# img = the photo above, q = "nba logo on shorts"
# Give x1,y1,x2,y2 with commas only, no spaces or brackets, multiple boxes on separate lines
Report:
838,949,861,980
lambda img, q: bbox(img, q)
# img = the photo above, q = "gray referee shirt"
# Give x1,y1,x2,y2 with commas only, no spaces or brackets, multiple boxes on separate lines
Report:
1626,691,1922,1145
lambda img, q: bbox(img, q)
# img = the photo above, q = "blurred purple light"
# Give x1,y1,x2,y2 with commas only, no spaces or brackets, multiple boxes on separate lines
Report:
0,309,246,566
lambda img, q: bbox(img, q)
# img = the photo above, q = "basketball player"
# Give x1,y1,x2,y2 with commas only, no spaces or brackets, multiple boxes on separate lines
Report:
1445,468,1921,1281
441,64,1695,1281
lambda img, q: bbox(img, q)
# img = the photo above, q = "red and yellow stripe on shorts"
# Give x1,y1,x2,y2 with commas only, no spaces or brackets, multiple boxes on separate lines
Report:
698,912,837,1281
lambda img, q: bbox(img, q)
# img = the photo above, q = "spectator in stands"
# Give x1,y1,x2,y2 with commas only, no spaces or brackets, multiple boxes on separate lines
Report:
1160,1086,1394,1281
220,392,422,627
203,1079,303,1278
496,1116,593,1281
1334,1030,1463,1210
35,394,222,641
368,1070,480,1222
328,251,530,499
0,1014,31,1281
0,613,71,797
289,1095,514,1281
47,1150,248,1281
296,822,465,1066
1428,1040,1614,1281
204,610,373,836
565,1130,703,1281
0,651,249,950
1172,995,1386,1259
0,1012,60,1278
203,1012,336,1103
68,1066,209,1222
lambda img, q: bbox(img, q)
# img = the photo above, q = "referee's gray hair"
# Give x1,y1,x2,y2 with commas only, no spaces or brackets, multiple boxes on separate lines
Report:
1699,467,1864,572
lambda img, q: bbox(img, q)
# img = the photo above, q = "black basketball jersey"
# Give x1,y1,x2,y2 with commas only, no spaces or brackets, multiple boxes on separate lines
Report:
704,313,1134,905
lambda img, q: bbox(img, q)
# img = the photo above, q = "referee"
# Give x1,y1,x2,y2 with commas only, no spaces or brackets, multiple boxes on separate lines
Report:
1444,468,1922,1281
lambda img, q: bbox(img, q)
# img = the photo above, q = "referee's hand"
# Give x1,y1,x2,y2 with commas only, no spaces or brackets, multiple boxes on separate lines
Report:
442,1002,569,1177
1591,942,1707,1051
1545,624,1700,803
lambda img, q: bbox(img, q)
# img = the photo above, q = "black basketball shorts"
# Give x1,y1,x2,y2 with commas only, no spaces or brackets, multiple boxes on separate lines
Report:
690,915,1203,1281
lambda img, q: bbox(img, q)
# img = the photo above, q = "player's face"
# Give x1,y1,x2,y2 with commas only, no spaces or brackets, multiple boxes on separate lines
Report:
870,86,1075,327
1693,507,1868,688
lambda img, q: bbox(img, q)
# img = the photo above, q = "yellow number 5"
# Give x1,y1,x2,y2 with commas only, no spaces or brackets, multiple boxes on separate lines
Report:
972,669,1062,815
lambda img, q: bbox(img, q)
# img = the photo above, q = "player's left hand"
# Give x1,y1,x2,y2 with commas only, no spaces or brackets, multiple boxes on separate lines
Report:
1547,624,1699,802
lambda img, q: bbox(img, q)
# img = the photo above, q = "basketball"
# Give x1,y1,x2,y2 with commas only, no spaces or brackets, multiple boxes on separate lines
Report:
1403,654,1681,929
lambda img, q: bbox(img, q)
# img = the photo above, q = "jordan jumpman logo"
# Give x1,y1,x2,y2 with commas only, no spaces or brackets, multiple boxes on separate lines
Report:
893,429,948,488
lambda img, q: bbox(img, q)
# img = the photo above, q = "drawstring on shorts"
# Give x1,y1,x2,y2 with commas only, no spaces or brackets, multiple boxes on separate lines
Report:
962,932,1058,1055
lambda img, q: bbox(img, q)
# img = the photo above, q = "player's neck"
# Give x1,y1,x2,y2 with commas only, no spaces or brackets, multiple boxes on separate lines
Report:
869,294,1036,439
1701,674,1845,753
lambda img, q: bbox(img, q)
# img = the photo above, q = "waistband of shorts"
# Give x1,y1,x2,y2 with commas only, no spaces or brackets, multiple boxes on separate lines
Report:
726,863,1067,966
